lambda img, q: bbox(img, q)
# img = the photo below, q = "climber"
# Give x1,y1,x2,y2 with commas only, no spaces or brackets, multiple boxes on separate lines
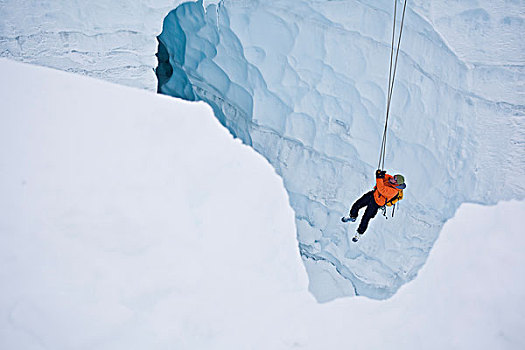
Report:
341,170,406,242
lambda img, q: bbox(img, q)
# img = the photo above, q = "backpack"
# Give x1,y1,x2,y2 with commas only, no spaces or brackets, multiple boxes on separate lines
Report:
386,189,403,207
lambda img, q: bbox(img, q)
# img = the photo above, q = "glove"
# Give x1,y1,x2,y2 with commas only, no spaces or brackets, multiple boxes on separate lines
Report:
375,169,386,179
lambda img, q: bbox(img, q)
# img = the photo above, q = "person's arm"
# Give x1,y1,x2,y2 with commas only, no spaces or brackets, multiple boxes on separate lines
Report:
375,169,386,179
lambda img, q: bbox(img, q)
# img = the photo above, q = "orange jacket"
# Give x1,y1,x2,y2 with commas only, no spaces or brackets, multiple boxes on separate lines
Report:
374,174,401,206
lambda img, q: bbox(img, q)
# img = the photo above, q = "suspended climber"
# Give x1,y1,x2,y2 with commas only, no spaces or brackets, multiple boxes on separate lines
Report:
342,170,405,242
342,0,408,242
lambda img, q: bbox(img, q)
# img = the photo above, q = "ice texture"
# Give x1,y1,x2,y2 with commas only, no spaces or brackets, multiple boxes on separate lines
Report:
1,0,524,301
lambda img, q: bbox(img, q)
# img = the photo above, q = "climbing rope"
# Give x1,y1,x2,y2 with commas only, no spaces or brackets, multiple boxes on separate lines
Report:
378,0,407,171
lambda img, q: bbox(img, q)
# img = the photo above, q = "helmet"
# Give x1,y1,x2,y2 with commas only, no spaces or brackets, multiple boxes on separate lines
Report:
394,174,405,185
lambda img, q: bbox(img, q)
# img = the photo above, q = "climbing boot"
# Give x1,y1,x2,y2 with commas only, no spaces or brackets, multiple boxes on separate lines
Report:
352,231,363,242
341,216,357,223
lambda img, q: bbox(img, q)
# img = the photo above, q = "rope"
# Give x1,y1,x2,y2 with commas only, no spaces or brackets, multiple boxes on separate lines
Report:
378,0,407,171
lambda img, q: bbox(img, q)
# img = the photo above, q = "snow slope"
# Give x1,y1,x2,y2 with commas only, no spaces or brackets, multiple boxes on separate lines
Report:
1,58,524,349
1,0,524,301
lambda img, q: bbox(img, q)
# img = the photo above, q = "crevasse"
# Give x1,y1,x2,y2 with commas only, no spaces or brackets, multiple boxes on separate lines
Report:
157,0,524,301
156,0,524,301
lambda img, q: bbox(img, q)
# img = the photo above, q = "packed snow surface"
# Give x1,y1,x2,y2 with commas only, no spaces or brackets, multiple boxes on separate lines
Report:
1,58,524,349
1,0,524,300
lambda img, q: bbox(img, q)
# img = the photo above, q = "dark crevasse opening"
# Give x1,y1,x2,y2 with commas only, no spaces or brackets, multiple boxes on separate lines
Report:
155,39,173,94
155,1,254,145
155,6,195,101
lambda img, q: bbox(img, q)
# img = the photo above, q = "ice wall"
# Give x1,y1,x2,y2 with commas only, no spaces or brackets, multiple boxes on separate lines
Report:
156,0,524,301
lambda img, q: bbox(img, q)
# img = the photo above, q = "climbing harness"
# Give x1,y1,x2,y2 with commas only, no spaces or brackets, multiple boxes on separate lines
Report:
378,0,408,171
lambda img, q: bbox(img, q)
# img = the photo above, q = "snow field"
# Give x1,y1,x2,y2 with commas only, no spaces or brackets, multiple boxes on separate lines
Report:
1,58,524,350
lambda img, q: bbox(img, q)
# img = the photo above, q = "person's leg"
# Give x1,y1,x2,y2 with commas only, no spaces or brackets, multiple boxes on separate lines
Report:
357,201,380,234
349,191,374,218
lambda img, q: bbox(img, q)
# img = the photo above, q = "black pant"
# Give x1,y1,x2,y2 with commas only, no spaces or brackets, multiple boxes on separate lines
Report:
349,191,380,234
